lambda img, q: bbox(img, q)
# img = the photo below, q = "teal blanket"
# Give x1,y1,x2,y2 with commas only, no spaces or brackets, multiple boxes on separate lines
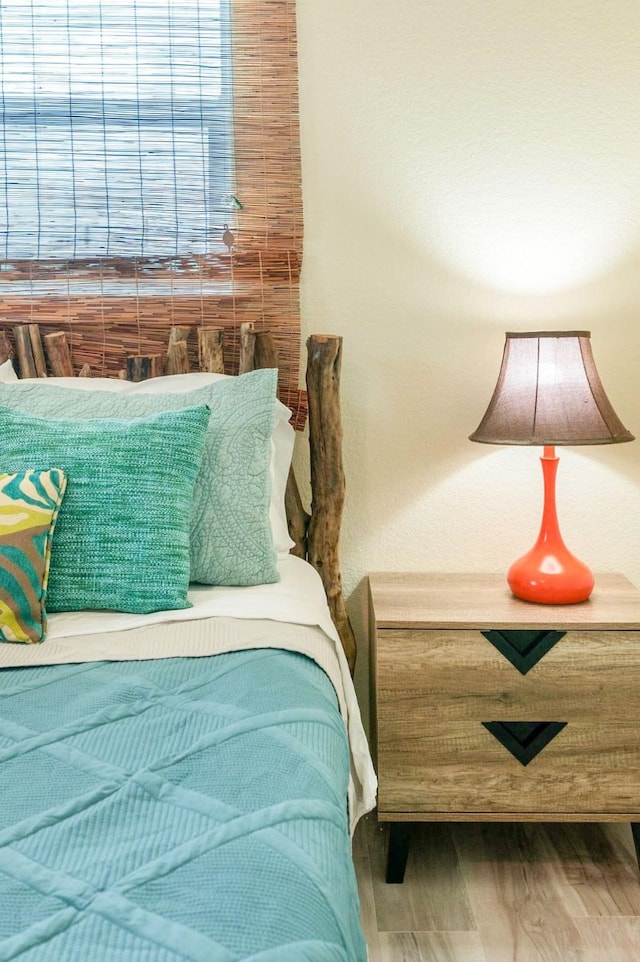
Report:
0,648,366,961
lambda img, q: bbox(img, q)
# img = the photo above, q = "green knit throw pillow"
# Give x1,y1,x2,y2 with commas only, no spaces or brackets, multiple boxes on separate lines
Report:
0,405,210,613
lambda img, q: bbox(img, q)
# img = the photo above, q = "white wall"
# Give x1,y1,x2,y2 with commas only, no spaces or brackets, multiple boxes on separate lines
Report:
295,0,640,723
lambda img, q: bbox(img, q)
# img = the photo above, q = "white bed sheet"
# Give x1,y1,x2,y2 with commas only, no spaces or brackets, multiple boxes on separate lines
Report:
0,555,377,830
44,554,338,640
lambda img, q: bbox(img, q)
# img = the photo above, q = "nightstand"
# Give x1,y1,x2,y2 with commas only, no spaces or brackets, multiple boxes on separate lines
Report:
368,571,640,883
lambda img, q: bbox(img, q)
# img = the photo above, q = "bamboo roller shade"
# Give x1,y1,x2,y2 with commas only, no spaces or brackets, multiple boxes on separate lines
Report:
0,0,304,417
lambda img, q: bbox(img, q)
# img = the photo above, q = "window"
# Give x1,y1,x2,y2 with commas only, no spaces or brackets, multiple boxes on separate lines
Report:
0,0,303,398
0,0,231,261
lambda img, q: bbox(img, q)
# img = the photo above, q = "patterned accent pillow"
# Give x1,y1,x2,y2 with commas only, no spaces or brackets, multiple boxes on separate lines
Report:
0,369,279,586
0,469,67,643
0,405,211,613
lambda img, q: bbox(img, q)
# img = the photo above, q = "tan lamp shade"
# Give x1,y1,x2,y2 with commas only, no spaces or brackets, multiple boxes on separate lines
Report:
469,331,635,446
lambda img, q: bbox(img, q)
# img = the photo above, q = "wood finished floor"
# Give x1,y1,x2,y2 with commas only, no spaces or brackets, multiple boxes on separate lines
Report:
353,815,640,961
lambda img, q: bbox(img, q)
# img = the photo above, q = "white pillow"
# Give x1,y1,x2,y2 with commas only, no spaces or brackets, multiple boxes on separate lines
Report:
0,359,18,382
15,372,296,554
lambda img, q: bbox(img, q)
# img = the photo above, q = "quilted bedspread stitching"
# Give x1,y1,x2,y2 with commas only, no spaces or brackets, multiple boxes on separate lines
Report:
0,649,366,961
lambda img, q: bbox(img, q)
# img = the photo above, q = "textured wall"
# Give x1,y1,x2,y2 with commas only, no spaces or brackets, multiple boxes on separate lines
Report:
295,0,640,723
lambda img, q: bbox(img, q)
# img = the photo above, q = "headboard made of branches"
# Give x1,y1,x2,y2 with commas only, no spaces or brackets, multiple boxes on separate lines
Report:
0,322,356,674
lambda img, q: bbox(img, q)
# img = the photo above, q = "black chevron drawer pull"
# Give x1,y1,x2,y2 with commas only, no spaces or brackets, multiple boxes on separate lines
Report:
482,721,567,766
482,629,566,674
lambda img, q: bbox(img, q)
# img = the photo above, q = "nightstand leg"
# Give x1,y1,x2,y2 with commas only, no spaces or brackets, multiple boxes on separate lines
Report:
386,822,412,883
631,823,640,870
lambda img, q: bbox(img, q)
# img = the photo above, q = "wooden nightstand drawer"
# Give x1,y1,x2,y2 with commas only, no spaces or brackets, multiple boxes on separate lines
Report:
376,628,640,724
378,723,640,815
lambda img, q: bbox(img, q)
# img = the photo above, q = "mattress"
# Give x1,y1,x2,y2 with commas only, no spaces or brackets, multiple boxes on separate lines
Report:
0,558,375,961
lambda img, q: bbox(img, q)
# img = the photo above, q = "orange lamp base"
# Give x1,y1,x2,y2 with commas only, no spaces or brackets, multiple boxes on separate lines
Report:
507,446,594,606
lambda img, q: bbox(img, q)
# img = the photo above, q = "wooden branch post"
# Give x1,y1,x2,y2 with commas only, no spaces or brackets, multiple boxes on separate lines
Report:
13,326,38,378
285,471,310,560
253,330,310,561
28,325,48,377
239,322,256,374
166,326,191,376
43,331,74,377
306,334,356,674
126,355,162,382
254,331,279,370
198,327,225,373
0,330,13,366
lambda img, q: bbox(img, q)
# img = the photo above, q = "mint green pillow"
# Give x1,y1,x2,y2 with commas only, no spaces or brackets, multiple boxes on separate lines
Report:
0,405,211,613
0,369,279,586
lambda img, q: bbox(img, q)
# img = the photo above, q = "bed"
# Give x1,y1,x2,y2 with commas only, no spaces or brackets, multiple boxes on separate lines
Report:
0,332,376,961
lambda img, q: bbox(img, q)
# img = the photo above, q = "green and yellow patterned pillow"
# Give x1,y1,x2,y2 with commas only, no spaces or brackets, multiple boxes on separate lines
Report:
0,469,67,644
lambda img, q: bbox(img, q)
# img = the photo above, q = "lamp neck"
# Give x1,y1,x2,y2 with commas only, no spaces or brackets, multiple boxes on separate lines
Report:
537,445,562,544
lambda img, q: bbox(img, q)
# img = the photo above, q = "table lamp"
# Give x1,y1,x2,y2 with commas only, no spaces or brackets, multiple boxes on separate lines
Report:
469,331,634,605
